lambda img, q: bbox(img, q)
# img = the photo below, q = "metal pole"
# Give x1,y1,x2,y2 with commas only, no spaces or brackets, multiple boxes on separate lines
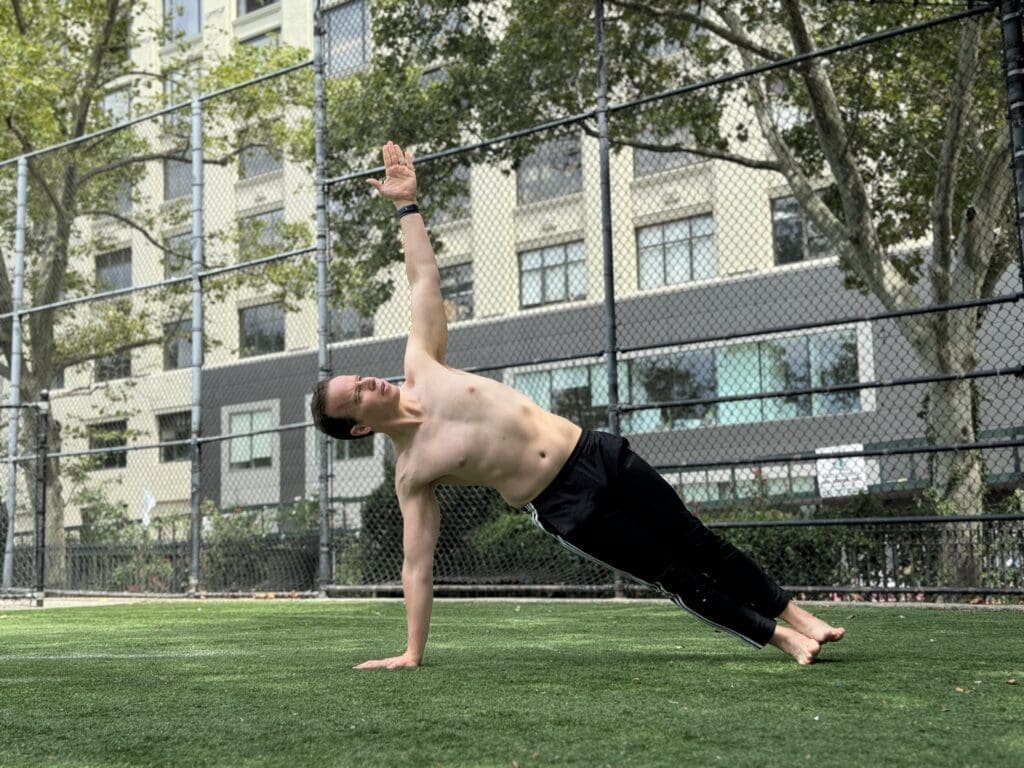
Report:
1000,0,1024,288
2,157,28,592
33,392,49,608
314,0,333,593
594,0,624,598
188,81,206,595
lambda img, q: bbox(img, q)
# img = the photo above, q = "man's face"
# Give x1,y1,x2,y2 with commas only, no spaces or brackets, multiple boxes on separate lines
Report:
326,374,398,425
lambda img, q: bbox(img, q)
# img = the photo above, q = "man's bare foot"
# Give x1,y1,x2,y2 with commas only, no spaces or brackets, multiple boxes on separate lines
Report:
768,625,820,665
780,602,845,644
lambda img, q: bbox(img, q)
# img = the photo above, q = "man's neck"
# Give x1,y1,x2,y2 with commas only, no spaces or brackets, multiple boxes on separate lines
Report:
379,392,424,452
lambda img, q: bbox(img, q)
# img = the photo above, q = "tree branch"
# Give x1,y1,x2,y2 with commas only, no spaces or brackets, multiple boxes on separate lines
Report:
777,1,940,355
608,0,786,61
80,208,182,254
958,134,1013,296
581,121,784,171
71,0,125,141
10,0,27,33
930,14,985,307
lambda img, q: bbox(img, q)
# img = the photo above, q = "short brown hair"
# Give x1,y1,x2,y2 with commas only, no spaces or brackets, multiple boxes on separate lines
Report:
310,378,373,441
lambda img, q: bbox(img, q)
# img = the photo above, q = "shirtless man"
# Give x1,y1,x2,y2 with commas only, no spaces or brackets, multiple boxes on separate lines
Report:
311,141,844,669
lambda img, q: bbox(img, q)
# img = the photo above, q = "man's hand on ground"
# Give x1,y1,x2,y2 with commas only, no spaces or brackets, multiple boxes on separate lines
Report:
353,653,421,670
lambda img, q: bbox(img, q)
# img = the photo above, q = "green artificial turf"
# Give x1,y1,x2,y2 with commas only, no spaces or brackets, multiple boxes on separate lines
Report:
0,600,1021,767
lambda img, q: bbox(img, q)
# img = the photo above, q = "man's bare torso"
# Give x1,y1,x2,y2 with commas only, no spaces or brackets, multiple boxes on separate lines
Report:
395,351,582,507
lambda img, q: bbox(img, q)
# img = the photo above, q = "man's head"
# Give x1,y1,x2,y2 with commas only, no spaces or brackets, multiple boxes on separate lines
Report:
310,374,397,440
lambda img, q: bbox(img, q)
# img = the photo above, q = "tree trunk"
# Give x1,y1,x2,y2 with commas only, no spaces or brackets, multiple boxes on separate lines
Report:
925,377,984,590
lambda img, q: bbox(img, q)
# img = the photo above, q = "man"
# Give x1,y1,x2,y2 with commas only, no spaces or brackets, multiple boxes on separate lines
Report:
311,141,845,669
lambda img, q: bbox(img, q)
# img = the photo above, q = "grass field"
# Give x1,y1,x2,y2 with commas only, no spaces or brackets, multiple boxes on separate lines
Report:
0,600,1021,768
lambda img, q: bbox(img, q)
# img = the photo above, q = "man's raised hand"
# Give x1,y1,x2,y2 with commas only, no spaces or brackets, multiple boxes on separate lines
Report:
367,141,417,207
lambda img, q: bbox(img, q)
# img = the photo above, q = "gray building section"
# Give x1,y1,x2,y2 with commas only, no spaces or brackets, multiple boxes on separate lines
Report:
199,260,1024,510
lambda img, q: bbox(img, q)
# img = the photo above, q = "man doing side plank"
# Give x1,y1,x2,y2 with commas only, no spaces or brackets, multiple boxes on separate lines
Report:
311,142,845,669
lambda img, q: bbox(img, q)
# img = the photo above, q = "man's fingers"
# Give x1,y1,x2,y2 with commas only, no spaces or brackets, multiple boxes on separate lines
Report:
404,149,414,169
367,178,383,192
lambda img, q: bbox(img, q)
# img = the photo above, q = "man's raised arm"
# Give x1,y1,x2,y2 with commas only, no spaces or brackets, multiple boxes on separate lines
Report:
368,141,447,362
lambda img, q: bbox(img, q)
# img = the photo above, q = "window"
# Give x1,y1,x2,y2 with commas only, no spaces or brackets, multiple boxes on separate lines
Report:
98,90,133,214
113,180,133,215
329,307,374,341
519,241,586,308
88,420,128,469
238,0,279,16
96,248,132,293
163,319,192,370
325,0,371,78
440,262,473,321
241,29,280,47
102,89,130,124
239,208,285,259
164,0,201,38
94,249,133,382
626,349,716,433
96,351,131,382
239,143,283,178
516,134,582,205
336,435,374,461
164,155,191,201
636,215,715,290
514,328,863,436
515,364,609,431
228,409,273,469
239,302,285,357
771,196,832,265
163,73,189,134
633,127,702,177
158,412,191,462
164,232,192,278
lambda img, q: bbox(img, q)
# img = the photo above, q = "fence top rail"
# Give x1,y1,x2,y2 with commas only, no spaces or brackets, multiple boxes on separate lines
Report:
0,60,313,170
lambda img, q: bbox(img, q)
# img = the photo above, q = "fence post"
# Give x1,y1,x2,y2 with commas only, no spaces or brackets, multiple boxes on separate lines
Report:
188,80,206,595
314,0,333,593
593,0,624,598
33,392,49,608
2,156,28,593
1000,0,1024,289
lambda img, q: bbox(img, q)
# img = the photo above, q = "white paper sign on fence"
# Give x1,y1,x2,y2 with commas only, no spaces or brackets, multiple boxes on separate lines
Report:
815,444,868,498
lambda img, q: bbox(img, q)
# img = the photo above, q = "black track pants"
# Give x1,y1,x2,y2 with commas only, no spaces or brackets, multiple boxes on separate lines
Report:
526,430,791,648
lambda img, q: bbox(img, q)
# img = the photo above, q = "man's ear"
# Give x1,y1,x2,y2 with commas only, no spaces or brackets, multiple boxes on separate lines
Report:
351,424,373,438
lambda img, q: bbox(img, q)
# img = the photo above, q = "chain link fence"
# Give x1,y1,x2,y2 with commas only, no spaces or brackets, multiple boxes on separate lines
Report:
2,1,1022,602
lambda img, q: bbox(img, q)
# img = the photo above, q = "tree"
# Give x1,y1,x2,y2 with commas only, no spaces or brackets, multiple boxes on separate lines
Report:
327,1,1013,537
1,0,311,586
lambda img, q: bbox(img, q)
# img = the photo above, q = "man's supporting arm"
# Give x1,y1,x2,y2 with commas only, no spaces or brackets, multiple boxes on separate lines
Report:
353,482,440,670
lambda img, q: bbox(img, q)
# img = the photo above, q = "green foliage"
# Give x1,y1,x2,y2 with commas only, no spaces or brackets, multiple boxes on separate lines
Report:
468,511,611,584
199,501,317,592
